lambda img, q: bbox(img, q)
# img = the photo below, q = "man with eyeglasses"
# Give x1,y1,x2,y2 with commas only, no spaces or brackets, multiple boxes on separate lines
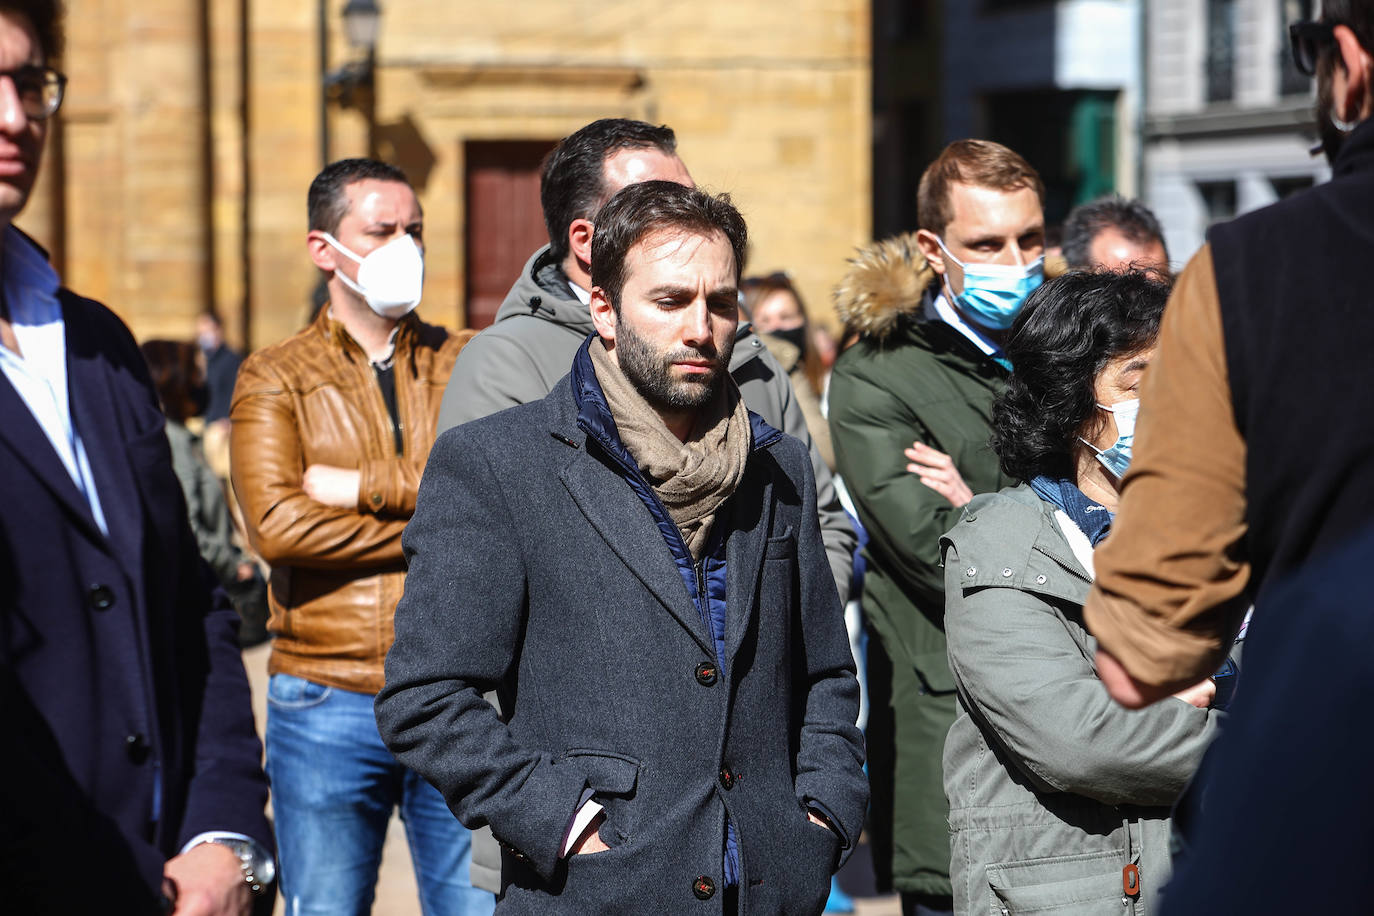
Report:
0,3,272,913
1083,1,1374,910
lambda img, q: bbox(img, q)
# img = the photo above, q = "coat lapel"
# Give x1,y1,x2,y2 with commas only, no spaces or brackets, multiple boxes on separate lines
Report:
559,449,716,658
63,312,147,587
0,372,106,540
724,459,774,670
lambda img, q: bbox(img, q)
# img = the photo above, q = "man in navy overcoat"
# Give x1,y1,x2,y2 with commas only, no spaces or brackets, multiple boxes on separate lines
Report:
0,4,272,913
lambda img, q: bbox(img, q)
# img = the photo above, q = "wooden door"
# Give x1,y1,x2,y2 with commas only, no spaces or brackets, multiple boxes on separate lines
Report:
464,140,557,329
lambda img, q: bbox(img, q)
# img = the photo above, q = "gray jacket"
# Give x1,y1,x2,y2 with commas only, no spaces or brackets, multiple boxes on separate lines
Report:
939,486,1218,916
165,420,245,587
377,369,868,914
438,246,855,604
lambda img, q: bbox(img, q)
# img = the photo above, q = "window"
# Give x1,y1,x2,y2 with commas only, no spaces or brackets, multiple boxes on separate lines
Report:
1206,0,1236,103
1197,180,1237,226
982,0,1049,11
1278,0,1314,96
1271,175,1315,198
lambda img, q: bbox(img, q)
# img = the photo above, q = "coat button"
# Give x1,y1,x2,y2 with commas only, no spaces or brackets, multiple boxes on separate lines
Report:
125,733,150,764
694,662,718,686
370,491,383,507
88,584,116,611
693,875,716,899
965,567,976,578
719,767,734,790
1002,568,1014,577
1036,574,1047,585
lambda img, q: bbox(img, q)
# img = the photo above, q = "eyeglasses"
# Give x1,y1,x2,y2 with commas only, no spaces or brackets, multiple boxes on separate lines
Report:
1288,20,1336,77
0,64,67,121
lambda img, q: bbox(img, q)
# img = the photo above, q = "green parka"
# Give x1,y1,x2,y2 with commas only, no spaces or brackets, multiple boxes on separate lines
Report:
827,234,1017,898
940,486,1218,915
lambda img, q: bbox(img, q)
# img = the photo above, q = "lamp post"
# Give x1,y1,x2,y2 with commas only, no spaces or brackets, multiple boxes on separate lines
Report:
320,0,381,165
326,0,379,106
341,0,381,56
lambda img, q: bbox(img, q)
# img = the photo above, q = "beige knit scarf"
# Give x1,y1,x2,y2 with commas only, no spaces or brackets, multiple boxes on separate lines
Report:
590,338,750,560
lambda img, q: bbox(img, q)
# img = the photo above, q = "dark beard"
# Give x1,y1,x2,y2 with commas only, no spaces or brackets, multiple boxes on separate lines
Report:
615,316,735,411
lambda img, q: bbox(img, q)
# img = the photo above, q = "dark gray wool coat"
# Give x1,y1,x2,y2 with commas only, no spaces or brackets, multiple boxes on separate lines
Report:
375,359,868,915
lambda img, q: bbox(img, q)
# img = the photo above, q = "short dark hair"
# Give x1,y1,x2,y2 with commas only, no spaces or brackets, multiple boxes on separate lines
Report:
916,139,1045,236
590,180,747,312
3,1,61,61
1062,195,1168,270
541,118,678,264
1320,0,1374,57
307,158,411,235
140,339,204,424
991,270,1169,482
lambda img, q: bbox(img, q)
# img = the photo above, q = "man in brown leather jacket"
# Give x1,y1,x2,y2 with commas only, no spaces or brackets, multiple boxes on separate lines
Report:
230,158,490,915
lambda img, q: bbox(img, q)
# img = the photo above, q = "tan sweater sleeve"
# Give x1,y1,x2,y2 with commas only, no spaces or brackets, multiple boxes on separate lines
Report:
1083,244,1251,687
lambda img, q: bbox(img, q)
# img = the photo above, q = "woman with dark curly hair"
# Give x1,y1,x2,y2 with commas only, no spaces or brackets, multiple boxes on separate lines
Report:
937,271,1225,915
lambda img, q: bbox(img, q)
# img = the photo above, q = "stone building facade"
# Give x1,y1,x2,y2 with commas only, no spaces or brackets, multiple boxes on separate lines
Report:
25,1,871,349
1142,0,1327,264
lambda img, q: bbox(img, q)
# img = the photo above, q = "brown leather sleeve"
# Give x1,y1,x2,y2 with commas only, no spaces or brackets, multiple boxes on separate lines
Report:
357,456,422,517
1083,244,1251,687
230,355,408,570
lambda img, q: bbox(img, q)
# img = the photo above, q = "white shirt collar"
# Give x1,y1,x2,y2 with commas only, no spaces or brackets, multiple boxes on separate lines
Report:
568,280,591,306
929,290,1002,358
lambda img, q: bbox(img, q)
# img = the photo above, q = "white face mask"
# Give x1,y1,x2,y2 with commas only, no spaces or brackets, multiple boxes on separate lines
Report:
321,232,424,319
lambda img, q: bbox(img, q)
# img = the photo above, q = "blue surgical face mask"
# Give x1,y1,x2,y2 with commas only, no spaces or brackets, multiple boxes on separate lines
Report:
936,237,1044,330
1079,398,1139,479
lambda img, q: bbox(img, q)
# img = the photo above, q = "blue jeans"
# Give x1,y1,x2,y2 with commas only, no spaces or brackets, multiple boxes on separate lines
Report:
266,673,495,916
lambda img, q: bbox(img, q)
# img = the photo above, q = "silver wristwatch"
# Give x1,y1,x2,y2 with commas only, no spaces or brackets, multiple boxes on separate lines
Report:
203,837,276,897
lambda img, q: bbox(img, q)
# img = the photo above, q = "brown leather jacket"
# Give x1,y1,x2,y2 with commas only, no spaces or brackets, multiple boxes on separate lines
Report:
230,308,472,692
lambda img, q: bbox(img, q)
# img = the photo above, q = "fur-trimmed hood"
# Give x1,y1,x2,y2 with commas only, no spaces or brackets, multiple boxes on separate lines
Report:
832,232,1067,342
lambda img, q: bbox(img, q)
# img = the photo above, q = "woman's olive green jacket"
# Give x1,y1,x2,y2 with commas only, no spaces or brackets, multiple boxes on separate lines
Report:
940,485,1220,915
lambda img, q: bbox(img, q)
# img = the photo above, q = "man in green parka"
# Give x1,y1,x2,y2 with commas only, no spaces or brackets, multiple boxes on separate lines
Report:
828,140,1055,915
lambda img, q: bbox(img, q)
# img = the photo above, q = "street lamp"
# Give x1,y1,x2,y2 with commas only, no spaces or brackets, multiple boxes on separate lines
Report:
341,0,381,56
325,0,379,107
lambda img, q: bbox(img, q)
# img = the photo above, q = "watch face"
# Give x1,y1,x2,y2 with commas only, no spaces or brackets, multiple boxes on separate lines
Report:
249,846,276,889
209,838,275,894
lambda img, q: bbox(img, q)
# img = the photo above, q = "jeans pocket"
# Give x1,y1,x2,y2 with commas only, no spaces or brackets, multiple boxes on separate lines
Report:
266,672,334,709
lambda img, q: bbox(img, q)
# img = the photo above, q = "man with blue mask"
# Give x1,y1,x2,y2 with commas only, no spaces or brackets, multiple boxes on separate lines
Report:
830,139,1054,916
230,159,493,916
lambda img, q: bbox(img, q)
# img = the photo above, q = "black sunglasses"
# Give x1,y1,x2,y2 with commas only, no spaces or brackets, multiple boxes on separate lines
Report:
1288,20,1337,77
0,64,66,121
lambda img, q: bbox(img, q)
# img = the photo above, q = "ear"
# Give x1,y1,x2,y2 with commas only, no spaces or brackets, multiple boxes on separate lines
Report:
589,286,617,344
307,231,340,273
1333,25,1373,121
915,229,947,277
568,218,596,268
